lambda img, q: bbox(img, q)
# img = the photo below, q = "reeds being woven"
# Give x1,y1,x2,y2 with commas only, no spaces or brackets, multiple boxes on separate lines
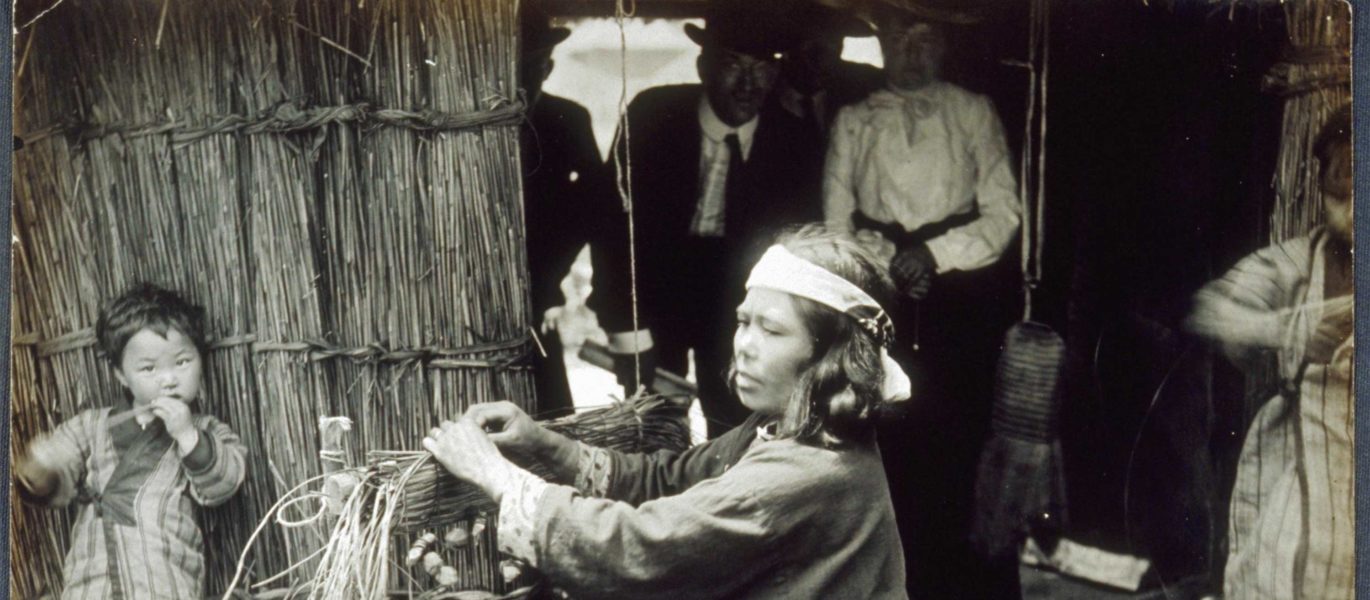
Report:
227,395,690,600
12,0,527,596
383,394,692,531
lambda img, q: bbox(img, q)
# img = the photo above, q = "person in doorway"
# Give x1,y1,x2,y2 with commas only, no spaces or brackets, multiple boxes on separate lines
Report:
593,0,825,438
426,224,911,598
519,5,620,417
770,0,884,139
822,1,1022,596
1185,105,1354,600
15,283,248,599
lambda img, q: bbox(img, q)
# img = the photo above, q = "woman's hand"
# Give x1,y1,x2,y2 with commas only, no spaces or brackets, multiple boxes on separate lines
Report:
464,401,546,456
423,418,520,503
854,229,897,264
464,401,581,483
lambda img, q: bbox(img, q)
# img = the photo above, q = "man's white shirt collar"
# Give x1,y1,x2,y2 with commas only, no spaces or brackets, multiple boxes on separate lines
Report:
698,96,759,160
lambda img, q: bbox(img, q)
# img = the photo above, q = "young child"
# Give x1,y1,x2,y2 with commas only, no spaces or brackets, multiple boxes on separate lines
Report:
1185,105,1353,599
16,283,248,599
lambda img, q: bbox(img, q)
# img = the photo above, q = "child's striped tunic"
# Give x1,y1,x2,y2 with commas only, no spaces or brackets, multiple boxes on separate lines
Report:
1190,229,1354,599
24,405,247,599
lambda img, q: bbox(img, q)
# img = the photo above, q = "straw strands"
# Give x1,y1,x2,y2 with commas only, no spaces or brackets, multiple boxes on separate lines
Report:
9,217,69,599
226,395,689,600
12,0,526,596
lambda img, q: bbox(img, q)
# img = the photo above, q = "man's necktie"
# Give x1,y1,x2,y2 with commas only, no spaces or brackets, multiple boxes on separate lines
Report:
722,133,744,235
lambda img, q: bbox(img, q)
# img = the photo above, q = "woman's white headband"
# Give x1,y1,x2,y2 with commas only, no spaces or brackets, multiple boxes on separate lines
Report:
746,245,912,402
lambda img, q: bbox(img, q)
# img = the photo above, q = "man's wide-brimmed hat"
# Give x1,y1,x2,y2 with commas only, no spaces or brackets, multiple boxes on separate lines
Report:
866,0,984,28
521,7,571,54
791,0,875,39
684,1,794,60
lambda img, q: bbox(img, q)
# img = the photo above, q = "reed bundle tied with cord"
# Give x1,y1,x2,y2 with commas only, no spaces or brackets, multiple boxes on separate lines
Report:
12,0,529,596
1264,0,1350,243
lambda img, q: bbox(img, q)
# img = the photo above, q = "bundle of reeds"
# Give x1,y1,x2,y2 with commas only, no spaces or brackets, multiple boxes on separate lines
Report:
11,0,528,595
1265,0,1350,242
8,220,69,599
13,0,280,594
237,4,337,588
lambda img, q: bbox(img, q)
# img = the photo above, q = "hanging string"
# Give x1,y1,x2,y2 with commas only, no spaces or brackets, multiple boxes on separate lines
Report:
1035,0,1050,294
1018,0,1040,313
612,0,644,393
1020,0,1051,322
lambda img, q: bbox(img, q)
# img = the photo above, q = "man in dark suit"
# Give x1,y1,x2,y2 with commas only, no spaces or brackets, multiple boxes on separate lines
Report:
593,0,826,438
519,8,617,417
771,0,884,138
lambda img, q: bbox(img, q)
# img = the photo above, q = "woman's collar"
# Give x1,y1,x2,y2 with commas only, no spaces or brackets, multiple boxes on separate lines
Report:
755,419,780,442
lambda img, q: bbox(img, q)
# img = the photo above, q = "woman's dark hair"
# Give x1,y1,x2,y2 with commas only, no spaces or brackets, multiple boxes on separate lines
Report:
1313,104,1352,166
731,224,897,445
96,283,208,367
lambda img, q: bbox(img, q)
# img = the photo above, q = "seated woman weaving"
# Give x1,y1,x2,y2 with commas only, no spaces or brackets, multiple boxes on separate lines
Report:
424,225,911,599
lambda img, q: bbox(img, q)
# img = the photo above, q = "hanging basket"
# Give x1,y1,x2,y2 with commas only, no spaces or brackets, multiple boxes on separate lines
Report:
970,321,1068,559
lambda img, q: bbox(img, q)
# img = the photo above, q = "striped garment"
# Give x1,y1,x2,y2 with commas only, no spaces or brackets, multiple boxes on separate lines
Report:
1189,229,1354,599
24,405,247,599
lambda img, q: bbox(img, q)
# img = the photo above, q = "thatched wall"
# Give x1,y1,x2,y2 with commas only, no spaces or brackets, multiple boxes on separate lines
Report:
1265,0,1351,242
11,0,530,596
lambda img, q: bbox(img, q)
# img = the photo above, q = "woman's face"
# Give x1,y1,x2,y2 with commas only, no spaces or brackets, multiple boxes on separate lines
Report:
879,21,945,92
732,288,816,417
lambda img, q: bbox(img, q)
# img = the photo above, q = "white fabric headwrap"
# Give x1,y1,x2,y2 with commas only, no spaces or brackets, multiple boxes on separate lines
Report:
745,245,912,402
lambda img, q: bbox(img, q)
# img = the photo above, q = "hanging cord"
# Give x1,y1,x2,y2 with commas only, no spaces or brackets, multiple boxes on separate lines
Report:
1020,0,1051,321
1035,0,1050,299
1018,0,1039,302
612,0,644,394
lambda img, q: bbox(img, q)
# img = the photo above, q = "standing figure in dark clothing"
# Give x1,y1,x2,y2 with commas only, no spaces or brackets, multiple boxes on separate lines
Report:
593,0,827,438
519,9,615,417
771,0,884,138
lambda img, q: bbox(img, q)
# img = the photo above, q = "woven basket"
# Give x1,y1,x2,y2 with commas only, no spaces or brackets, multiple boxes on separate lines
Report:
970,321,1067,558
383,395,692,532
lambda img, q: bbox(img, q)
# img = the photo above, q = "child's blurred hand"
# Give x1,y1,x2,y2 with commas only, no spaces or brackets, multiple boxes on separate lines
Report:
15,455,60,498
150,397,200,452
